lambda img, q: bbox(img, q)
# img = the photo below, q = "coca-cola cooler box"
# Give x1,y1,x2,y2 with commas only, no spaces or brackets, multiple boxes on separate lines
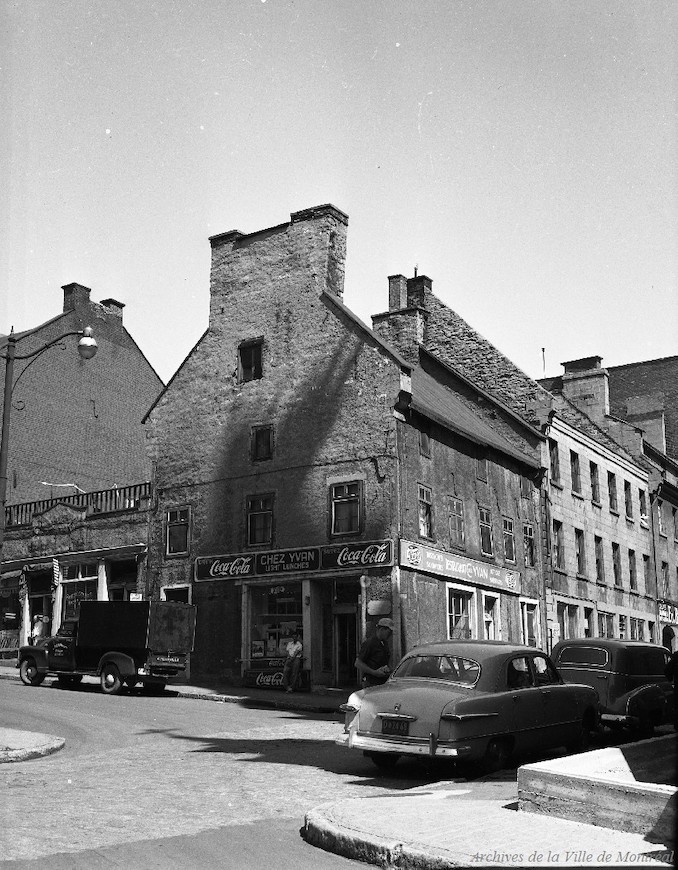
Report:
243,659,310,691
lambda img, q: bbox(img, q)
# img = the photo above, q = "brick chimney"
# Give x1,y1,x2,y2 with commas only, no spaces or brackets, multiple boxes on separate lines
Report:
101,298,125,321
560,356,610,427
62,283,92,312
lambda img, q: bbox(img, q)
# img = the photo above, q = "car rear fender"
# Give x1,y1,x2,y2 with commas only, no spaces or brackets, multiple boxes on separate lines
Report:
622,683,666,718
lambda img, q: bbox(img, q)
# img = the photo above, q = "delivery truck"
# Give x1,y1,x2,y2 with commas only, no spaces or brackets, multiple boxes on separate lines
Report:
17,600,196,695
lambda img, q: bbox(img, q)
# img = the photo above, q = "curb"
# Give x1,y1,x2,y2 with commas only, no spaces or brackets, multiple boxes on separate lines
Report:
0,735,65,764
303,804,455,870
0,669,343,715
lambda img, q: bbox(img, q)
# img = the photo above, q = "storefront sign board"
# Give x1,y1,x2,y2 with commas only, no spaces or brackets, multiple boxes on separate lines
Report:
195,540,393,581
399,540,521,594
659,601,678,623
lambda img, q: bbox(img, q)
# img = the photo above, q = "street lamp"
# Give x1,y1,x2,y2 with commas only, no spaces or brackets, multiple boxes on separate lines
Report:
0,326,98,558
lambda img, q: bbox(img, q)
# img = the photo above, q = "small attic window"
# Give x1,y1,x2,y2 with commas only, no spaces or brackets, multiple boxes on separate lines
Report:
239,339,263,383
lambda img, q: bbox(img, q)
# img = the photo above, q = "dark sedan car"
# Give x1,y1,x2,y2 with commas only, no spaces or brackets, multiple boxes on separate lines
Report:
551,638,673,736
337,639,599,772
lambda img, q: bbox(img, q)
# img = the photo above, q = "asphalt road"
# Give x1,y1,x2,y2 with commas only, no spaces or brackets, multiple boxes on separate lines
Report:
0,678,517,869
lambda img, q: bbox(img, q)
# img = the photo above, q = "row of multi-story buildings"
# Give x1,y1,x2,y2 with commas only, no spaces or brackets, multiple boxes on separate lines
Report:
2,204,677,691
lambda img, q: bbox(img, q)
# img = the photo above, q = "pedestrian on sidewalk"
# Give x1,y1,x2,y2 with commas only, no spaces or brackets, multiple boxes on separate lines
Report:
355,618,394,687
282,631,303,693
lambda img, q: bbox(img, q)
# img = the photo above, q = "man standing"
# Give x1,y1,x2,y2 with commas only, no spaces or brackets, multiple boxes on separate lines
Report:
355,618,394,687
282,631,303,693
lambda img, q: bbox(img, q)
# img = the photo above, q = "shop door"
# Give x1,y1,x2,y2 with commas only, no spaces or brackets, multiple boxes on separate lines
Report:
334,608,358,688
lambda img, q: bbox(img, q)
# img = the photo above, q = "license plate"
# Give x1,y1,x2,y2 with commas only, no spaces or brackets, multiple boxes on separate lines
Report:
381,719,409,736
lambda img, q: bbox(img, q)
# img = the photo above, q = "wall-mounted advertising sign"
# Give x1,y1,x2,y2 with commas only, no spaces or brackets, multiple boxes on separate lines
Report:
195,540,393,581
399,540,521,595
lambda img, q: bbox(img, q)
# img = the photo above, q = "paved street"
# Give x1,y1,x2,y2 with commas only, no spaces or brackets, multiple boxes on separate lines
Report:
0,677,517,868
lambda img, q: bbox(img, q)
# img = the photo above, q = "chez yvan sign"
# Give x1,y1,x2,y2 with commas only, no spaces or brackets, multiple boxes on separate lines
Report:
195,540,393,581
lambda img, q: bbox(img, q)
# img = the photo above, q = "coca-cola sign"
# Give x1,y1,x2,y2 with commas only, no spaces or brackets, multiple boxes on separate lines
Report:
321,541,393,570
196,540,393,581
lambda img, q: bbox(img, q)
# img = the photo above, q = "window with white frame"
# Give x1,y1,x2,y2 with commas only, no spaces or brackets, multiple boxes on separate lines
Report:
658,500,666,536
557,601,578,640
330,482,361,536
618,614,627,639
62,563,98,621
520,599,539,647
166,507,190,556
448,497,465,548
523,523,535,567
447,586,474,639
479,507,493,556
418,484,433,538
598,611,615,638
482,593,500,640
502,517,515,562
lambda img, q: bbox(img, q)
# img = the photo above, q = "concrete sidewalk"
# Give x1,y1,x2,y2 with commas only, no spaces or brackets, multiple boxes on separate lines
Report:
303,789,676,868
0,660,346,714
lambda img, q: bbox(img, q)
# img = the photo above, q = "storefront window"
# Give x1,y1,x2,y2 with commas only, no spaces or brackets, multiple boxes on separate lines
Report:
63,563,98,621
249,584,302,659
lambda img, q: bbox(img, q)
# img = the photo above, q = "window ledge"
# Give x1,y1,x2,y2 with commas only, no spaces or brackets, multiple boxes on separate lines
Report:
591,500,602,509
572,491,584,500
553,567,568,577
609,509,620,517
625,516,634,524
550,480,563,490
576,573,588,581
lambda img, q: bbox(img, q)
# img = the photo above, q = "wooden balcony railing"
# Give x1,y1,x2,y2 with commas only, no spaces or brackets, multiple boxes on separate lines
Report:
5,482,152,528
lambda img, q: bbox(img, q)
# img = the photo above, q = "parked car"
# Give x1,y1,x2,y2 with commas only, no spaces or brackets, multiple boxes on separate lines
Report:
551,638,673,737
337,640,599,772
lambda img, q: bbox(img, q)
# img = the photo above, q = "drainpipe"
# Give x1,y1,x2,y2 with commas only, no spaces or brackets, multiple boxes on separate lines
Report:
359,573,369,642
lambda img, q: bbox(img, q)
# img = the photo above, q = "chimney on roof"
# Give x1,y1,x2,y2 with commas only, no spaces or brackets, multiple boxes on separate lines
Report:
406,274,432,309
62,283,91,312
101,298,125,320
561,356,610,427
388,275,408,310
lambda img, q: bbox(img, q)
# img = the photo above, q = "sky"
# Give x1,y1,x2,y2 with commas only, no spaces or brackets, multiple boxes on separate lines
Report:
2,0,676,385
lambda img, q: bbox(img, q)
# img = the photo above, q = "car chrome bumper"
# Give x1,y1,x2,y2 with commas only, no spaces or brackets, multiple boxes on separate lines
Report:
337,730,473,758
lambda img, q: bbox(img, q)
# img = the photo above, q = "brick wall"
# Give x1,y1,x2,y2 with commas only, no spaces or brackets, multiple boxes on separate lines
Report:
2,287,163,504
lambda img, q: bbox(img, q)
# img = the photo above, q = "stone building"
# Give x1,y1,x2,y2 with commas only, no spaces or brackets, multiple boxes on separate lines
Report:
541,357,678,650
374,277,665,652
0,284,163,654
144,206,547,689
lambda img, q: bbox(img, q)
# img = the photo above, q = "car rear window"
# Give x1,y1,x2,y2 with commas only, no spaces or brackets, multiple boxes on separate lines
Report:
627,649,669,676
556,646,608,667
394,654,480,685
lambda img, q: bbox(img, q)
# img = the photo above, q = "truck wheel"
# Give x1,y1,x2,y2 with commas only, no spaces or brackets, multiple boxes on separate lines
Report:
20,658,45,687
100,663,123,695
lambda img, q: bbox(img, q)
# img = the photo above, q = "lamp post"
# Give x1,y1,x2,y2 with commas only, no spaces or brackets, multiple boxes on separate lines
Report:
0,326,98,558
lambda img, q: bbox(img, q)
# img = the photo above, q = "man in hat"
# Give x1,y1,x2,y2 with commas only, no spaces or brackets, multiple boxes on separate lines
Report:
355,617,394,687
